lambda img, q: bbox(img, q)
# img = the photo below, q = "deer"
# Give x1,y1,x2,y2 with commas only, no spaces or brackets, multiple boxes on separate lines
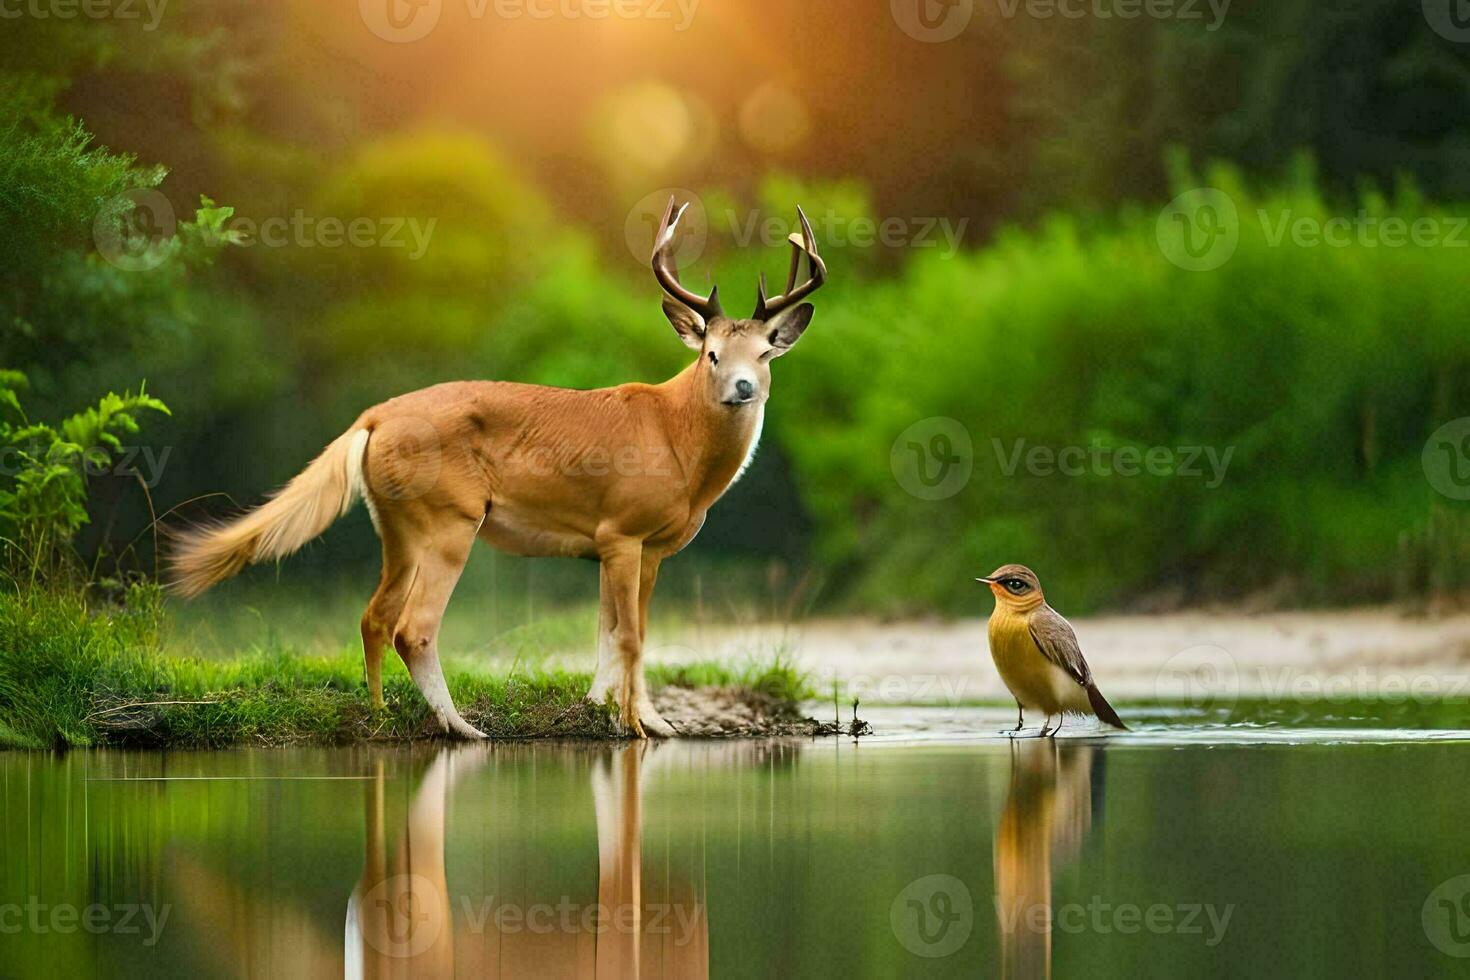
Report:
168,198,827,739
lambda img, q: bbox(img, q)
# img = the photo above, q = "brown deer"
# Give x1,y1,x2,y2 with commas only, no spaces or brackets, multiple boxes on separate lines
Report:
169,198,826,738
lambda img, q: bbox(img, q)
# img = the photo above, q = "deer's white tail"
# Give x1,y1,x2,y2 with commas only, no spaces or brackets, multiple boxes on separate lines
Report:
168,429,371,598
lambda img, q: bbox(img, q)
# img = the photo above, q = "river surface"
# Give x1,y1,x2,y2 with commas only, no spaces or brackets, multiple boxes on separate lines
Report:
4,701,1470,978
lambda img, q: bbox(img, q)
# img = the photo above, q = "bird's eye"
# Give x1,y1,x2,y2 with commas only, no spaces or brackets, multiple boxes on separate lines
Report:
1006,579,1026,592
708,351,718,366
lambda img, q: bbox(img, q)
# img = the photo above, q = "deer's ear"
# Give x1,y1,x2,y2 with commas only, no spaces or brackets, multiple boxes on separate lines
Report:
764,303,813,357
663,297,706,351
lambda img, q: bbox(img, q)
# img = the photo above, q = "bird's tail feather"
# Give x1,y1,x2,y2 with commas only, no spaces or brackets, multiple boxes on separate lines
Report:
1087,683,1128,730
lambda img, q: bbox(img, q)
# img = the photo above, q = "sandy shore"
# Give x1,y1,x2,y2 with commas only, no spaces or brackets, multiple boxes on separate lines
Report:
646,608,1470,705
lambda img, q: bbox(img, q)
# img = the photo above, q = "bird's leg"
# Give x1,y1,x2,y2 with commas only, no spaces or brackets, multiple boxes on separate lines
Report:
1051,714,1065,738
1007,701,1024,736
1037,714,1054,738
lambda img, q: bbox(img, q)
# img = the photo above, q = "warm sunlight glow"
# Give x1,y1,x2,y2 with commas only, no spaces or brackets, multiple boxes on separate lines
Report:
738,83,810,157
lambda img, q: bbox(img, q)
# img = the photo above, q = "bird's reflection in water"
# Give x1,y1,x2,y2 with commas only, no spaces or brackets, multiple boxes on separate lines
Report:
993,740,1104,980
347,742,712,979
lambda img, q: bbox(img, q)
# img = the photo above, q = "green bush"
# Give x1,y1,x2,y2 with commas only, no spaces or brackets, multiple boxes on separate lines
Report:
0,371,169,580
775,158,1470,613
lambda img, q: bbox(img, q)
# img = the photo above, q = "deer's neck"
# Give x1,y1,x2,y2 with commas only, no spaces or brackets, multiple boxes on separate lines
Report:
662,362,763,511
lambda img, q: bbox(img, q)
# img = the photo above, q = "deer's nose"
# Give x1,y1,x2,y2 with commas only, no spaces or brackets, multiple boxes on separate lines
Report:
735,379,754,400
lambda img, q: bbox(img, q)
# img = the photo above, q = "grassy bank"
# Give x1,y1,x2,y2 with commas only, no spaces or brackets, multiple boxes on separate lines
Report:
0,585,813,749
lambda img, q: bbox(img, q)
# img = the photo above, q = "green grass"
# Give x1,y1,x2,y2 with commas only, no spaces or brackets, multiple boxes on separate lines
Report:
0,584,813,749
647,651,809,702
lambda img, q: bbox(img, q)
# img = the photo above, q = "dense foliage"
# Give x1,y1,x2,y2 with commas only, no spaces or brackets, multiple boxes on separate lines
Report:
0,370,168,580
1,3,1466,617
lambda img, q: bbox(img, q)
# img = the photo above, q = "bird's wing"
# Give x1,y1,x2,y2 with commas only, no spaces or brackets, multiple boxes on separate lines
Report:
1028,605,1093,688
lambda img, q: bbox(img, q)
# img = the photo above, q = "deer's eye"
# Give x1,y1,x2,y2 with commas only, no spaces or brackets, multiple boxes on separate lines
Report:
707,351,718,366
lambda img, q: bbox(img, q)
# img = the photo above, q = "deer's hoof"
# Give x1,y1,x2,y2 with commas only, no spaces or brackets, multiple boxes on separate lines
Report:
438,714,488,740
636,701,677,739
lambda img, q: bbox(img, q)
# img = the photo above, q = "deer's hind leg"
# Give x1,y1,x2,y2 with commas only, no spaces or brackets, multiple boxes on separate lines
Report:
634,555,675,737
360,533,416,711
384,510,486,739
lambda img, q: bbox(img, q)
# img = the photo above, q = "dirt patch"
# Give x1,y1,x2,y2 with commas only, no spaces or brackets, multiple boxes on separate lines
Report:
654,686,867,737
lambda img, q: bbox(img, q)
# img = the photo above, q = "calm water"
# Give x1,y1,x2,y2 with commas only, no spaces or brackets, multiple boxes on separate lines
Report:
4,703,1470,978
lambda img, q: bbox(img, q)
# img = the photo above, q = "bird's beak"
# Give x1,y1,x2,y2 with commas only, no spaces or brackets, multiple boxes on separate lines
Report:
975,577,995,584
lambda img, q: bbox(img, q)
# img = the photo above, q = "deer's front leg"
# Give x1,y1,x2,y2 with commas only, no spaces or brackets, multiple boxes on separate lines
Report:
634,554,675,737
587,560,620,707
588,542,650,737
587,542,674,738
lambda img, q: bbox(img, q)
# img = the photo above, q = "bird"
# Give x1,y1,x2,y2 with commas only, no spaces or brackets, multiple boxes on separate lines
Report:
977,564,1127,736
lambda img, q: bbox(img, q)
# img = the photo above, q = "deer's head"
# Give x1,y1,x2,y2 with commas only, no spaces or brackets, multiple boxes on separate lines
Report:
651,197,826,409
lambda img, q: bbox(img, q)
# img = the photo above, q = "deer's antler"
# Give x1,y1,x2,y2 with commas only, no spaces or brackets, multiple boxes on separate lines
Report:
752,205,826,320
651,197,724,322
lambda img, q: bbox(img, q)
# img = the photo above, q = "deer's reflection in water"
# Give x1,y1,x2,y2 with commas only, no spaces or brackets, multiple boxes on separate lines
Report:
348,743,720,979
993,740,1104,980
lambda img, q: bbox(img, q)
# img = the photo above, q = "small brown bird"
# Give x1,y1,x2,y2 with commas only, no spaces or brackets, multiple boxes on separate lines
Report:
978,564,1127,736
